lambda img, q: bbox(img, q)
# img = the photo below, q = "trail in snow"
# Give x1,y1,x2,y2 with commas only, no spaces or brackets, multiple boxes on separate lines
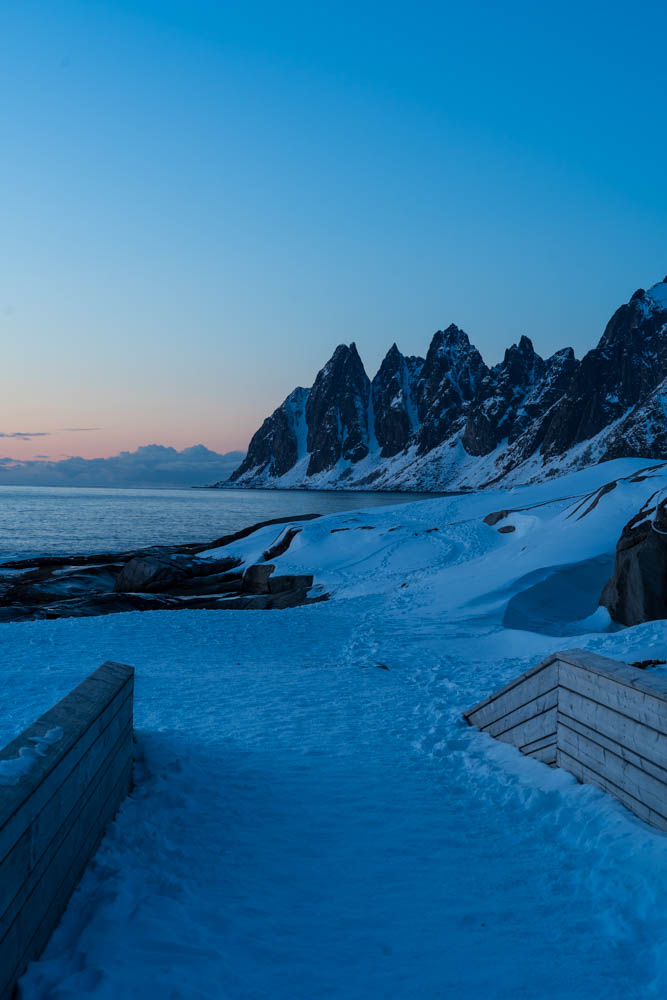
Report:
7,457,667,999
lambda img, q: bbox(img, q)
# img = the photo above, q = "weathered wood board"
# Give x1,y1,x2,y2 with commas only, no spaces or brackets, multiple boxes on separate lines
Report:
464,649,667,832
0,661,134,999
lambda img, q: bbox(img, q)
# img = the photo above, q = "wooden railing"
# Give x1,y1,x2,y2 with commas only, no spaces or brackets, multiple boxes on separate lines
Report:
0,661,134,999
465,649,667,832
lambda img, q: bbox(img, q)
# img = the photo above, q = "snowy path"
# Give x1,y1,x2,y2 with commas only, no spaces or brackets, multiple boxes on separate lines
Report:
7,460,667,998
5,602,667,999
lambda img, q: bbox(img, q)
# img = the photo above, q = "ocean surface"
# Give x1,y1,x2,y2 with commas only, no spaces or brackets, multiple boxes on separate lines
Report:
0,485,439,559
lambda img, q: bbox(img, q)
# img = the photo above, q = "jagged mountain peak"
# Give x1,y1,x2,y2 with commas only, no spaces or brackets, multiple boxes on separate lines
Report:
322,341,365,370
497,335,545,387
372,343,423,459
228,275,667,491
516,334,536,354
646,278,667,312
548,346,576,363
500,335,540,367
378,342,404,368
305,342,371,476
427,323,473,356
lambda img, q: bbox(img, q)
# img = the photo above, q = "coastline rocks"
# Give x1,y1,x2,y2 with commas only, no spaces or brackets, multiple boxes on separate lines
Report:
0,513,325,622
114,552,241,594
600,501,667,625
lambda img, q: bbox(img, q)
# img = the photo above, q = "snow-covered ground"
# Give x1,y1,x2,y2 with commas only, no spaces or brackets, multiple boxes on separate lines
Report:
8,458,667,998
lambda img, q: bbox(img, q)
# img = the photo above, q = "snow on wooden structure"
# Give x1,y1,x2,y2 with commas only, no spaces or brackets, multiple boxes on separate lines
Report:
465,649,667,832
0,661,134,999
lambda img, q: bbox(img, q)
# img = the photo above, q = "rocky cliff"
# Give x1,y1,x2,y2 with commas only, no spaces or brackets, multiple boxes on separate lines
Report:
227,277,667,491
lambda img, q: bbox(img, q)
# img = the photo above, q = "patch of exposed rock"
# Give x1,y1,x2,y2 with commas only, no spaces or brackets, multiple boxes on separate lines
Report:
600,499,667,625
0,514,326,622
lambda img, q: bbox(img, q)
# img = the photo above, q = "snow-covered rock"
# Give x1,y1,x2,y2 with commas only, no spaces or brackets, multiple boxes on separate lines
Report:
601,490,667,625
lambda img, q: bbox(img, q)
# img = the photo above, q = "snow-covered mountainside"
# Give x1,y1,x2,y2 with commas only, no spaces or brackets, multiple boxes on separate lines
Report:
12,457,667,997
226,277,667,491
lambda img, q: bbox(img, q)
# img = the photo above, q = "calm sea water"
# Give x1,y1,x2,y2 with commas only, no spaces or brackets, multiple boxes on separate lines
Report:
0,486,438,559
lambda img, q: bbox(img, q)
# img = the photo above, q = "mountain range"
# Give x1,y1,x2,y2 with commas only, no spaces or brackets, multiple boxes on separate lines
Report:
225,277,667,491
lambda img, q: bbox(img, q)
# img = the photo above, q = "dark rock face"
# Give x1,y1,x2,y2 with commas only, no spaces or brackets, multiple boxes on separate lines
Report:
114,552,240,593
267,573,314,594
230,387,309,481
262,526,302,561
415,325,488,454
371,345,423,458
114,554,190,593
306,343,371,475
463,336,545,456
541,288,667,458
242,563,276,594
600,500,667,625
601,379,667,460
227,277,667,489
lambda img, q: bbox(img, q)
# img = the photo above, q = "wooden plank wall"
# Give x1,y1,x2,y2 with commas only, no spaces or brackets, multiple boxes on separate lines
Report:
465,649,667,832
0,661,134,999
463,655,560,765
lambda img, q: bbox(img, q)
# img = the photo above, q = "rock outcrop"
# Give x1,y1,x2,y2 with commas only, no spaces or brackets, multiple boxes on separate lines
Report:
114,552,240,593
224,276,667,491
0,515,326,622
600,498,667,625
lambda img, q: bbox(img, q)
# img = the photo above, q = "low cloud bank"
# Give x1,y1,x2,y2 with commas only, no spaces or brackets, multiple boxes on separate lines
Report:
0,445,245,489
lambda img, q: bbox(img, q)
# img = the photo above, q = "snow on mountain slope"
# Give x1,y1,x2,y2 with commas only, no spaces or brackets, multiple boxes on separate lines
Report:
9,457,667,999
226,277,667,491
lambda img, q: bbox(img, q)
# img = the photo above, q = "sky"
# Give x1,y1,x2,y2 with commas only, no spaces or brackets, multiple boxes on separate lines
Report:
1,0,666,462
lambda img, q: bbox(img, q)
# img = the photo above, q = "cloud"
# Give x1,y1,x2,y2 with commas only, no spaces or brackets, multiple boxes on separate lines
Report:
61,427,102,432
0,444,245,488
0,431,50,440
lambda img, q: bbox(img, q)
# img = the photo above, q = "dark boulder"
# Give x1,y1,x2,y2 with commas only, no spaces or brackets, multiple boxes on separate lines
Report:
484,509,510,526
163,570,244,596
267,574,314,594
600,501,667,625
114,552,240,594
114,554,192,593
242,564,276,594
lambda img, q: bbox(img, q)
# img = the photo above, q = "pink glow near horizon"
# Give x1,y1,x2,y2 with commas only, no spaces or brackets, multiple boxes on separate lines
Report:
0,425,251,463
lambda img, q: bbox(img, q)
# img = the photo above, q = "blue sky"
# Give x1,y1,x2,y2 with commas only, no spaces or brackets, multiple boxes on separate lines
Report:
1,0,666,459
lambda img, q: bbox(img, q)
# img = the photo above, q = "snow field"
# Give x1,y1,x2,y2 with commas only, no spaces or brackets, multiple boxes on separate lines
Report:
7,457,667,998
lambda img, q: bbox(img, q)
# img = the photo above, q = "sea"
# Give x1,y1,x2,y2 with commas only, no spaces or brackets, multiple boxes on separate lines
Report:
0,485,439,559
